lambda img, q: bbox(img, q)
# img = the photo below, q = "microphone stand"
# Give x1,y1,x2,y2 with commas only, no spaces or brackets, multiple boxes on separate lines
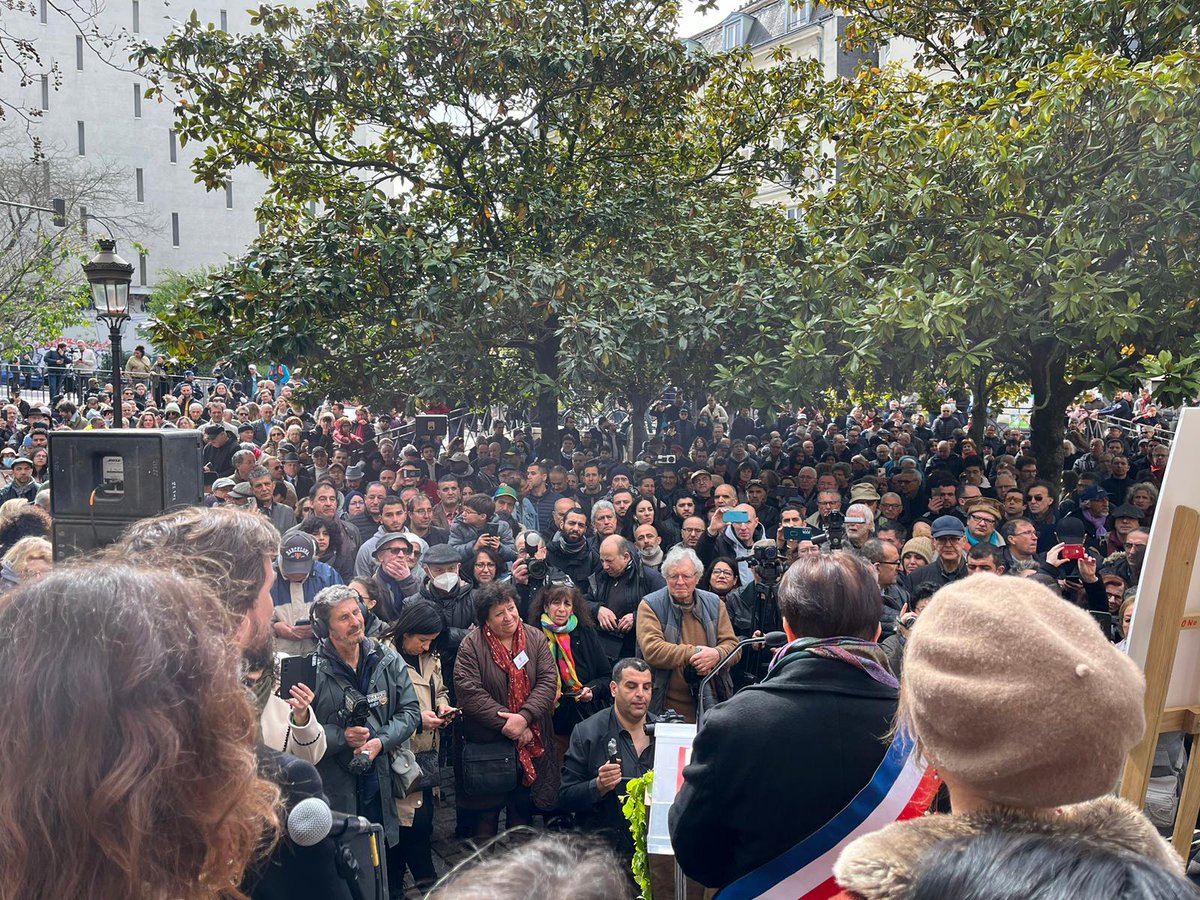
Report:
696,631,788,727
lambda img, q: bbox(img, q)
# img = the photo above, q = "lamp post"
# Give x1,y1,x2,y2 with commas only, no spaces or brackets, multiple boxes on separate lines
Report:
82,238,133,406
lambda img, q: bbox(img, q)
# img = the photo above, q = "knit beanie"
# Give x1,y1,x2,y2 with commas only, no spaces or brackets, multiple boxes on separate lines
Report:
900,536,934,566
902,574,1145,808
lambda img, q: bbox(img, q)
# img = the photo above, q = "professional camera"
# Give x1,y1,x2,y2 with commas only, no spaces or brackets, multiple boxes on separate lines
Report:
750,541,784,585
644,708,686,736
524,531,548,580
824,510,845,551
336,688,372,729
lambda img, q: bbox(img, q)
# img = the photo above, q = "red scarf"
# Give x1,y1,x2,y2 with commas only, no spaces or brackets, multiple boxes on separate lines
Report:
483,624,544,786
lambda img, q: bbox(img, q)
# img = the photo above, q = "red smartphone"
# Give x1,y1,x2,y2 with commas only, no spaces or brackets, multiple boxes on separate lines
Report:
1061,544,1086,561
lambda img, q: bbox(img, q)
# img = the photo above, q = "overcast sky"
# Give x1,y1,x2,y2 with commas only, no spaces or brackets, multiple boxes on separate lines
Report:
675,0,743,37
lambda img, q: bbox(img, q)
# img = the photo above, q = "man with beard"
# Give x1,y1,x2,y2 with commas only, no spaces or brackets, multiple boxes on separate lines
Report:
559,659,656,863
310,584,421,887
698,503,766,589
548,506,601,595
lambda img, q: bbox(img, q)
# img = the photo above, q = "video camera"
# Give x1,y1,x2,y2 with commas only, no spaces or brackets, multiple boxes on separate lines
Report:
337,688,382,775
823,510,845,551
749,541,785,585
644,708,686,736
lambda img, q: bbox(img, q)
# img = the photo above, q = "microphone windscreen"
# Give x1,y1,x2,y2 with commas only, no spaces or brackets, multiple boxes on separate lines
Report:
287,796,333,847
762,630,788,648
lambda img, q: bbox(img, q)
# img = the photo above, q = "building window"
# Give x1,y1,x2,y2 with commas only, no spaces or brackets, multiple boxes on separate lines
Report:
225,180,233,209
171,212,180,246
135,168,144,202
219,8,227,30
785,0,812,30
785,206,802,221
133,83,142,118
132,0,140,32
79,205,88,232
139,253,148,286
75,36,84,70
40,75,49,110
169,129,177,163
39,0,47,23
721,19,743,50
77,121,85,156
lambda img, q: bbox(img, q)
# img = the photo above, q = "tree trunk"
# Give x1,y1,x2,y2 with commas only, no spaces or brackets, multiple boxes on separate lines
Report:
970,364,989,446
1028,344,1073,496
630,388,650,462
534,328,560,461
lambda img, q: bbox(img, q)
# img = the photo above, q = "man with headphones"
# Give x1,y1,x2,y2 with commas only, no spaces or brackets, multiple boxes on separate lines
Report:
309,584,421,887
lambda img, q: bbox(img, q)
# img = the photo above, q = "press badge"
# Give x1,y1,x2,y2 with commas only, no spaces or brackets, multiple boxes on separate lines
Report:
512,650,529,670
367,691,388,706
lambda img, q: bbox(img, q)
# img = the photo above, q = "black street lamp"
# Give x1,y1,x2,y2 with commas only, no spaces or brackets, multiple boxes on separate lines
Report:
83,238,133,405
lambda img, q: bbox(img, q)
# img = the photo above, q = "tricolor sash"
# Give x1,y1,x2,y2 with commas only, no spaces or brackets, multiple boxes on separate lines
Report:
714,733,939,900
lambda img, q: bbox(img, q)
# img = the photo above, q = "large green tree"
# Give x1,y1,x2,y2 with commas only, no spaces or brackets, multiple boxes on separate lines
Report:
138,0,819,452
718,0,1200,485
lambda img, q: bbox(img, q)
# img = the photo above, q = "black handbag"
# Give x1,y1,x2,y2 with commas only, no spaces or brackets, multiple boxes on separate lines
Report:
461,739,519,797
410,749,441,792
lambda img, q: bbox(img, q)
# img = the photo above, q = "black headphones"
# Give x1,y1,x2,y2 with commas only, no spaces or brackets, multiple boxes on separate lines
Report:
310,591,370,641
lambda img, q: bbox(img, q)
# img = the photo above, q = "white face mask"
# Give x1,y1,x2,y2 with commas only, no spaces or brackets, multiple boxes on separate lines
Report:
432,571,459,592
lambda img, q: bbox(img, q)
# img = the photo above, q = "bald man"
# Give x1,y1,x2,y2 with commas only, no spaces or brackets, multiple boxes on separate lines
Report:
697,503,766,587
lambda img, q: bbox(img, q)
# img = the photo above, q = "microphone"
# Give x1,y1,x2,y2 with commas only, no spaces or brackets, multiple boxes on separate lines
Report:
697,631,787,726
286,796,373,847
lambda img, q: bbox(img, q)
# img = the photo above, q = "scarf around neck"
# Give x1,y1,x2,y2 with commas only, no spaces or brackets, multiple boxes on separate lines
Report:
768,636,898,690
540,613,582,701
552,531,588,557
483,624,544,786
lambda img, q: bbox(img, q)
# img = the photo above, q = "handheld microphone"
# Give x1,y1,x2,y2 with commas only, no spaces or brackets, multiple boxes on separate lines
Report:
697,631,787,725
286,796,373,847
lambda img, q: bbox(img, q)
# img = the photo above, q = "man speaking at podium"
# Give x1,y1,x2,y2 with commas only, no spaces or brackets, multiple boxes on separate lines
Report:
669,552,927,897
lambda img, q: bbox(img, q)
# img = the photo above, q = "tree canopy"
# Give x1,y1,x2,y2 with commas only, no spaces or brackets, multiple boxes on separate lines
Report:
717,0,1200,483
139,0,821,450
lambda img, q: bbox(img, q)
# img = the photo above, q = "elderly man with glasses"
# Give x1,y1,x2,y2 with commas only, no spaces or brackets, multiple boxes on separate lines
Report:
636,547,739,723
905,516,968,589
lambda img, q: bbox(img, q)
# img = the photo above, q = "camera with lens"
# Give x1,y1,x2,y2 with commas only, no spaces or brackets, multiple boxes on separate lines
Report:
750,542,784,585
823,510,845,551
336,688,371,729
524,532,548,580
644,708,686,736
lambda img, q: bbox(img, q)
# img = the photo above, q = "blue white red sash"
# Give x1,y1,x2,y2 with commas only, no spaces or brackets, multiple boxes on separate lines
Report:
714,732,939,900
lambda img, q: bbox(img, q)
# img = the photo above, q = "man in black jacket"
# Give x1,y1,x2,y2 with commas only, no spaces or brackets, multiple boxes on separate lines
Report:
669,552,897,891
559,658,655,861
589,535,666,663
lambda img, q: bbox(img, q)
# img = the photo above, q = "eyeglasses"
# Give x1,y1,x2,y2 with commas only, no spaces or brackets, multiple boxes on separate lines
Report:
933,535,962,544
667,573,699,582
968,514,998,525
875,559,902,567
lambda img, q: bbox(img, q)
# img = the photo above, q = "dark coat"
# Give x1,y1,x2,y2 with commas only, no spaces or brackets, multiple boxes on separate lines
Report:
669,650,898,889
453,624,561,811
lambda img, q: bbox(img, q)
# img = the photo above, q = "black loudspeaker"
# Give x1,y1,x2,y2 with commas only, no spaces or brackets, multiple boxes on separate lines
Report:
414,415,448,442
49,429,204,559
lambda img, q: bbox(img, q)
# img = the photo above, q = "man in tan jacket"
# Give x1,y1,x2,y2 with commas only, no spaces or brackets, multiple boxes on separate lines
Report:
636,546,738,723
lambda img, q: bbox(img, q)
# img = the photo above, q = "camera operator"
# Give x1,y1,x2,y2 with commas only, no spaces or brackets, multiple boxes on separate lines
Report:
559,658,656,862
726,539,786,686
310,584,421,879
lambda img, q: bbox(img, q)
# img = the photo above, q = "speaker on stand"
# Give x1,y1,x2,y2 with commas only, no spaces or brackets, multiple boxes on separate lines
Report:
48,429,204,559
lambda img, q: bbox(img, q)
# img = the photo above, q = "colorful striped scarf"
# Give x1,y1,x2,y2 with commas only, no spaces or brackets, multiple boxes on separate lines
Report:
768,636,898,689
541,613,583,702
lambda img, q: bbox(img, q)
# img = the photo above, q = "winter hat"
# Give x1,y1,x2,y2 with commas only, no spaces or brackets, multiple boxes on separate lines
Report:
902,574,1145,808
900,537,934,565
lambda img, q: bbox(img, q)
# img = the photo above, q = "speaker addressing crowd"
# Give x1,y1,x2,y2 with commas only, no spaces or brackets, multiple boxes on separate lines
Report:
0,376,1193,897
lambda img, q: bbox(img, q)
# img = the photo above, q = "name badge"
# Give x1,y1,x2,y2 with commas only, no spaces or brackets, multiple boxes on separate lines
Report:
512,650,529,670
367,691,388,706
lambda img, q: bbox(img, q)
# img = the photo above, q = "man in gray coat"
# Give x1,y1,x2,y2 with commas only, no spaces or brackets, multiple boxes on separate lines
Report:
310,585,421,862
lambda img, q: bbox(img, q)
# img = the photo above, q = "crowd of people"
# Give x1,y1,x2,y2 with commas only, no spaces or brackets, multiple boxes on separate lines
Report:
0,368,1193,899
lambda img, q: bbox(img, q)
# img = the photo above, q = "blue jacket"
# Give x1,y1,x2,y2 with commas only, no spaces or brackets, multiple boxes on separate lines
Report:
270,560,342,607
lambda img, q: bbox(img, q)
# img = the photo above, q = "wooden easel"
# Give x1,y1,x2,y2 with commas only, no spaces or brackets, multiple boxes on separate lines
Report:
1120,504,1200,858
